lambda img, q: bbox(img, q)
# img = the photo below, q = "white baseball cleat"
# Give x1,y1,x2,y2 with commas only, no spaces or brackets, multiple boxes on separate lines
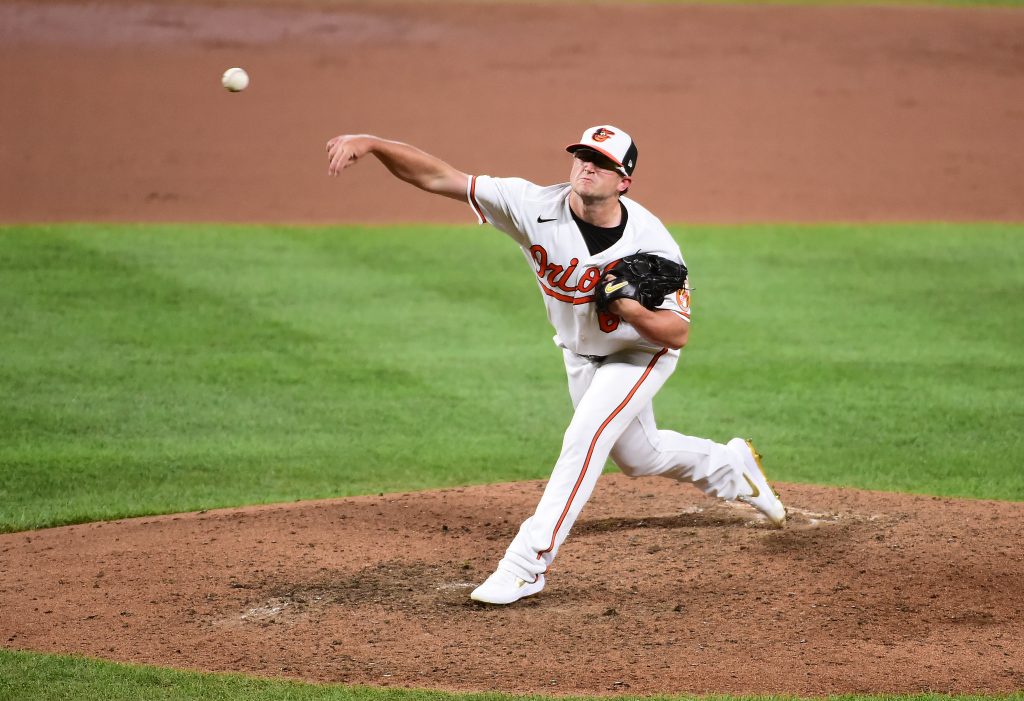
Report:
470,568,545,605
728,437,787,527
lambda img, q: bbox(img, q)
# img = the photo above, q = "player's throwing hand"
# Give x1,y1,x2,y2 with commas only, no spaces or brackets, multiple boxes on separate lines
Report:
325,134,470,200
326,135,372,176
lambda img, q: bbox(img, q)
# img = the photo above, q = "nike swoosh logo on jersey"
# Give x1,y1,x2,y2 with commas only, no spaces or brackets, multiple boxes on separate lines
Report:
604,280,629,294
536,216,557,223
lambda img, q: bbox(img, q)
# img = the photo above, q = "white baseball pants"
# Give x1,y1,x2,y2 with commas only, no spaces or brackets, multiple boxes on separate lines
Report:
499,346,749,582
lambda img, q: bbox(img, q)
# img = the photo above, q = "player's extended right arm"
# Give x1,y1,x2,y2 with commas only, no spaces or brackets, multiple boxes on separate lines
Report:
326,134,470,202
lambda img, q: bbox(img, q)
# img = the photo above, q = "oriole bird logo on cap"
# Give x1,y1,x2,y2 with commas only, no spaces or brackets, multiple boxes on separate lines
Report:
591,128,615,143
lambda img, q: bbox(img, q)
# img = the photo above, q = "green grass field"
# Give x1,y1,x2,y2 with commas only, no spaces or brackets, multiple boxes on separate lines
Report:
1,221,1022,700
2,222,1022,533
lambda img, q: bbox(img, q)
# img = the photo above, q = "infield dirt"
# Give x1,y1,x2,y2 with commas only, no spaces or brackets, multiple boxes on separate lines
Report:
1,0,1023,696
2,478,1023,695
1,0,1023,223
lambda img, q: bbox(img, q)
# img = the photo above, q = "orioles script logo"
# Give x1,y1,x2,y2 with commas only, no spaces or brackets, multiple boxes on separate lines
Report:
529,245,619,295
591,128,615,143
530,245,622,333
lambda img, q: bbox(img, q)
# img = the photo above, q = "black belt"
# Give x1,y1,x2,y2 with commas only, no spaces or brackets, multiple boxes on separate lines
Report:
578,353,607,364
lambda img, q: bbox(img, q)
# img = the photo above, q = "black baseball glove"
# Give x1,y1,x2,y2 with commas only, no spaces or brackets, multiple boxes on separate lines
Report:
595,253,688,313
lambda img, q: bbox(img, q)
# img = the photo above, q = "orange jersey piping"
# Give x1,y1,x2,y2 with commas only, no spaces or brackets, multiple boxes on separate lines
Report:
468,175,487,224
536,348,668,562
538,281,595,305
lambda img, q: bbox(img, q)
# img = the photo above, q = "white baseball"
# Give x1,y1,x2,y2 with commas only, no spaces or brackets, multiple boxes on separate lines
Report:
221,67,250,92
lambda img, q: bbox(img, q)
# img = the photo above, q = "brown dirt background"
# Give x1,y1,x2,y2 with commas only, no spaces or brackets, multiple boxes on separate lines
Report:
2,0,1024,696
1,0,1023,223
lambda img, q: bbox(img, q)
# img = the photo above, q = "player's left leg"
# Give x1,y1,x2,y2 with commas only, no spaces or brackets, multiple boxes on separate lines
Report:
471,347,676,604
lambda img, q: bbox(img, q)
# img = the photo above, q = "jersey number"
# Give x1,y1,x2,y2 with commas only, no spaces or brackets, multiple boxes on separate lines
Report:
598,311,620,333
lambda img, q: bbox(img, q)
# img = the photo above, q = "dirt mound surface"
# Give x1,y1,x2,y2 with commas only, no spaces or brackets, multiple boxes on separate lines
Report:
2,476,1022,695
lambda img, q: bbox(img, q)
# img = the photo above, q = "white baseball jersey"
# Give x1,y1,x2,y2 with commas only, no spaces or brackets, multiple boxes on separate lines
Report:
462,174,770,591
467,176,691,357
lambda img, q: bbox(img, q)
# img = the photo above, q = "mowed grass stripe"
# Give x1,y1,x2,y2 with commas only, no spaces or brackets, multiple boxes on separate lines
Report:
0,224,566,532
1,222,1022,533
675,223,1023,498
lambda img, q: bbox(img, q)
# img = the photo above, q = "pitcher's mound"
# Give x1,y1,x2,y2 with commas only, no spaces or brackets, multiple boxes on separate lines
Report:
2,475,1022,695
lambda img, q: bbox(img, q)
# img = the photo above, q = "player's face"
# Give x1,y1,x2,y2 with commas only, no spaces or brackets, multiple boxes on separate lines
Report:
570,149,629,200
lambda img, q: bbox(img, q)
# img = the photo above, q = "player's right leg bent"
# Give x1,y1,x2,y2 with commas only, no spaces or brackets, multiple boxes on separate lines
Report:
610,411,786,526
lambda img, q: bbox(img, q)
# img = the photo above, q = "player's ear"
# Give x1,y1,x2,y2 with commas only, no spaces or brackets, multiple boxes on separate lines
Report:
617,176,632,194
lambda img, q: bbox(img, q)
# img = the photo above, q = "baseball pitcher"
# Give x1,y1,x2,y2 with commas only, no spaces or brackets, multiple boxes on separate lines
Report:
326,125,786,605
